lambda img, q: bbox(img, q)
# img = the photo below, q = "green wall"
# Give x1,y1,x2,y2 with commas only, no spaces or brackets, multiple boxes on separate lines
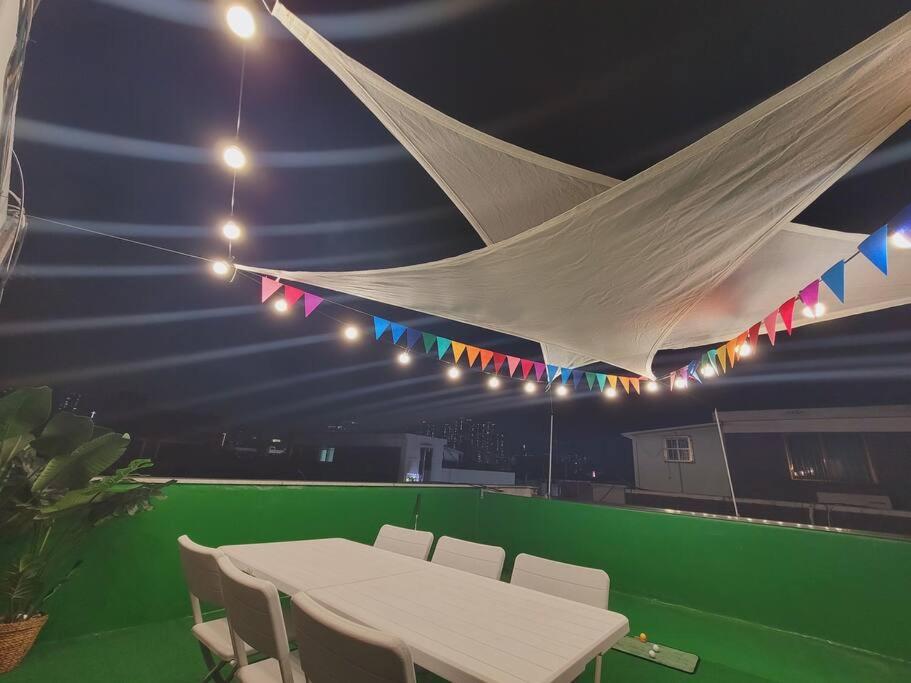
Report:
42,483,480,642
39,483,911,663
476,493,911,660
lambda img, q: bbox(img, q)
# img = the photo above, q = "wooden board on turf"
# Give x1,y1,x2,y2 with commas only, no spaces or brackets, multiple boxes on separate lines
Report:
612,636,699,673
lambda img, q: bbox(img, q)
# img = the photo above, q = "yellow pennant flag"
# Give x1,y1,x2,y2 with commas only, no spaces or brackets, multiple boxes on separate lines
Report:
620,376,630,393
608,375,618,389
726,339,739,368
717,345,728,371
451,341,466,363
631,377,640,394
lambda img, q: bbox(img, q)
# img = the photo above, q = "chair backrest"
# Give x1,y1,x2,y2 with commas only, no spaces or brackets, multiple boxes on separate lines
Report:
373,524,434,560
216,555,295,681
177,535,226,623
292,592,416,683
510,553,610,609
430,536,505,580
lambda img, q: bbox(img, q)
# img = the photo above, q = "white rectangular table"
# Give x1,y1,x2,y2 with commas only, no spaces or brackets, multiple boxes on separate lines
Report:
221,538,628,683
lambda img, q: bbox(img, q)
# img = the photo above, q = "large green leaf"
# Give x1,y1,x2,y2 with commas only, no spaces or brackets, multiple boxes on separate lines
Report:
31,412,95,458
0,388,51,441
31,432,130,494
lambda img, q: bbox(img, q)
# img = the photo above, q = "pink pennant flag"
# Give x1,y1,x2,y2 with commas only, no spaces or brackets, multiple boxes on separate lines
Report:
261,277,282,303
492,352,507,374
799,280,820,309
284,285,304,307
507,356,521,377
748,322,761,349
533,362,546,381
303,292,323,317
779,297,796,335
763,310,778,346
520,359,534,379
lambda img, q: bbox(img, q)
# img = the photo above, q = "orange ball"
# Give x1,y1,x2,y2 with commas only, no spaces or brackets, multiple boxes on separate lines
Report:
638,632,647,643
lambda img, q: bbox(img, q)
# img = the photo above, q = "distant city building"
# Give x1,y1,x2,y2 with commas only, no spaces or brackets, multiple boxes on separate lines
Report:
421,417,508,468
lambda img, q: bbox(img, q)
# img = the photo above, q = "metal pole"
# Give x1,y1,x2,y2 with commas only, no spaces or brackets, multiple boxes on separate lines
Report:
547,397,554,498
713,408,740,517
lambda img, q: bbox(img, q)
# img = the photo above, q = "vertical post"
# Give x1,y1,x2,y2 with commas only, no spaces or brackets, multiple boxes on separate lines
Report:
547,397,555,499
714,408,740,517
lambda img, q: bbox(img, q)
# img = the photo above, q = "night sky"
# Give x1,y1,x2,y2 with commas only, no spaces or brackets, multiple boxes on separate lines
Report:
2,0,910,462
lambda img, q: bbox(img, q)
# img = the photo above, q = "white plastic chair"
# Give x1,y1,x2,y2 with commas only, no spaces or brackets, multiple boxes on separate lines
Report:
292,592,417,683
178,534,254,682
216,555,307,683
373,524,434,560
511,553,610,682
430,536,505,580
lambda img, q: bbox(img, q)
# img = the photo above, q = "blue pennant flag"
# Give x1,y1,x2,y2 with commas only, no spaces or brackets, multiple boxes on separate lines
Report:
390,322,406,344
373,317,391,340
858,225,888,275
707,348,719,371
687,360,702,384
546,364,560,382
405,328,421,349
561,368,573,385
821,261,846,303
572,370,584,388
436,337,452,359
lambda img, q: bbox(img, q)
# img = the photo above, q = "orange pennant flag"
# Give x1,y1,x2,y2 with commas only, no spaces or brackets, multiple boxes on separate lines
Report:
631,377,641,394
465,346,480,367
479,349,494,371
717,345,728,371
451,342,466,364
608,375,618,389
726,339,739,368
619,376,630,394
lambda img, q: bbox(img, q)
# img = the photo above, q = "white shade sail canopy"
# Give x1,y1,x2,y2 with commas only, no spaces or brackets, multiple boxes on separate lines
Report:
241,4,911,378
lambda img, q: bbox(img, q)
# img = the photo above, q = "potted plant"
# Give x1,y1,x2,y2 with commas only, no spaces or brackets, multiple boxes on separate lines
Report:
0,386,170,672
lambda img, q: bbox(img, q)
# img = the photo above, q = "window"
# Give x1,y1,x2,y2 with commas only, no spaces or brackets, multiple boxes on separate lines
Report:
318,447,335,463
664,436,693,463
785,433,874,483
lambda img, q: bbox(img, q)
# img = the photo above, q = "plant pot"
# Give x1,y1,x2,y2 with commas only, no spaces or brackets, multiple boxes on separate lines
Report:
0,615,48,673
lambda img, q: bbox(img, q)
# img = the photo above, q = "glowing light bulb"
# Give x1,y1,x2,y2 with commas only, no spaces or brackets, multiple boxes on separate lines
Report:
891,229,911,249
222,144,247,170
221,220,242,240
226,5,256,39
447,366,461,380
524,382,536,394
604,387,618,399
487,376,501,389
739,342,752,358
701,365,716,378
397,352,411,365
343,325,359,341
645,381,660,393
273,298,288,313
674,377,687,390
555,385,568,397
211,260,230,276
802,302,827,318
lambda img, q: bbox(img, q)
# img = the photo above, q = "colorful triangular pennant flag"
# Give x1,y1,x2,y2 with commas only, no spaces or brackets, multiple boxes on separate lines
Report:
480,349,494,371
748,322,761,350
422,332,436,354
492,352,507,374
779,297,796,335
261,277,282,303
466,346,480,367
858,225,888,275
373,317,391,340
436,337,452,359
717,345,728,371
390,323,406,344
507,356,521,377
572,370,583,388
405,328,421,349
763,310,778,346
608,375,618,390
726,339,739,368
631,377,641,394
619,376,630,393
284,285,304,307
821,261,845,303
687,360,701,384
707,348,719,371
560,368,572,385
534,362,546,381
302,292,323,318
451,341,466,363
546,365,560,382
520,359,534,379
799,280,820,309
596,374,607,391
585,372,596,390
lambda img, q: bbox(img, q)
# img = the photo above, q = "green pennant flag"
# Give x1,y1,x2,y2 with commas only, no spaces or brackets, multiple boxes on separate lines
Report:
585,372,596,390
436,337,452,359
422,332,436,354
596,373,607,391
